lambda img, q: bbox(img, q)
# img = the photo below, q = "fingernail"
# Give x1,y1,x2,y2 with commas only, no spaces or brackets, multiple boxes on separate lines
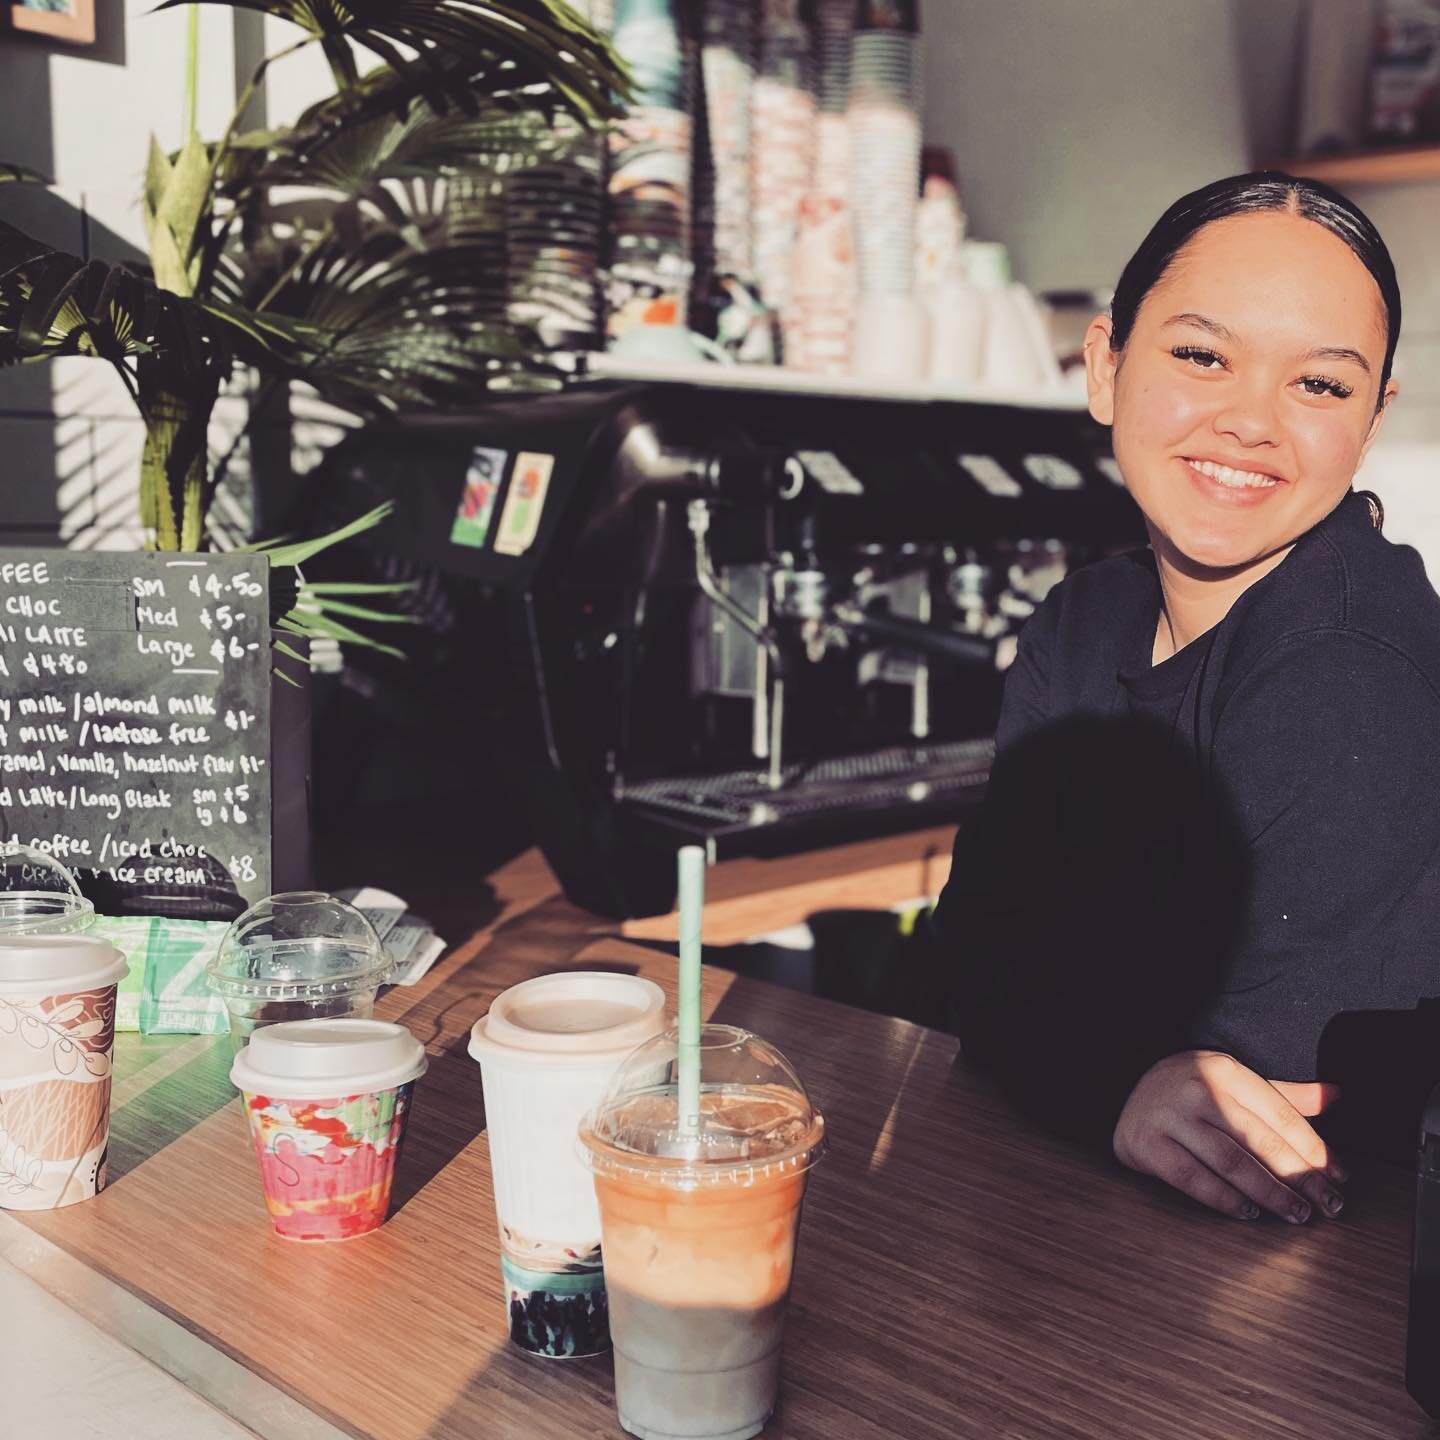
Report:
1329,1162,1349,1184
1290,1201,1311,1225
1241,1201,1260,1220
1322,1190,1344,1215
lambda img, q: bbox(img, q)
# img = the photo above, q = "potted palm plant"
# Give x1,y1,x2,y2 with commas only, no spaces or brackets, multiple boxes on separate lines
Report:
2,0,624,564
0,0,628,912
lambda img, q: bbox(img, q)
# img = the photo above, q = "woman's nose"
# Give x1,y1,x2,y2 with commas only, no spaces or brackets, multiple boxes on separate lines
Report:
1212,381,1281,448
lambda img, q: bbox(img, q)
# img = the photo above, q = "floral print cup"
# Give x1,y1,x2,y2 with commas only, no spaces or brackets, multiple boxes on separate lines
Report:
0,936,128,1210
230,1019,427,1242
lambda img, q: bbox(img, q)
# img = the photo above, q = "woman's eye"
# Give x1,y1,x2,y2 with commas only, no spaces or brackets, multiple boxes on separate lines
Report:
1298,375,1354,399
1171,345,1225,370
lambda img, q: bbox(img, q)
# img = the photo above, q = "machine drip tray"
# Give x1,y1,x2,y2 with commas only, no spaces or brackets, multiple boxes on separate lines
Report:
616,737,994,853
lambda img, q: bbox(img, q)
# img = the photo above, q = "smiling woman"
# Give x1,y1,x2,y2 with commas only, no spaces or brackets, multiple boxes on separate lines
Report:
935,172,1440,1229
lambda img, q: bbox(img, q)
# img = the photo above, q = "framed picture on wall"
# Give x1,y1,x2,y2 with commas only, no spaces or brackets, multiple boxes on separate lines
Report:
9,0,95,45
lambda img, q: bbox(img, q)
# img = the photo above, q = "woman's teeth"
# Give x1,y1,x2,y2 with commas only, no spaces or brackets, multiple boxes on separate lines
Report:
1189,458,1280,490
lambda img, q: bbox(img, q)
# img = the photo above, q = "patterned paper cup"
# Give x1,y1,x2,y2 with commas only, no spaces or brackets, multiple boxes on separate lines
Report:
231,1020,427,1243
0,936,128,1210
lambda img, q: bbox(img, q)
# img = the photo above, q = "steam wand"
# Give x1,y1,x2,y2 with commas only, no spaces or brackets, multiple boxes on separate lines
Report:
687,500,786,791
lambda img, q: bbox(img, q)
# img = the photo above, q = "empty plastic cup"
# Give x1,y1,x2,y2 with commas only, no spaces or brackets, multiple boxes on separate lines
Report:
206,891,392,1047
0,844,95,936
230,1018,427,1242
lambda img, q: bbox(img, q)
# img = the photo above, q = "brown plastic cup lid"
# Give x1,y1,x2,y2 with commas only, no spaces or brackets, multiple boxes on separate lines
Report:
468,971,666,1061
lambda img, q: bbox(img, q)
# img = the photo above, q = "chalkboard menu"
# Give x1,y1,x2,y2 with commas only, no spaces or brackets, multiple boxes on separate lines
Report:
0,550,305,917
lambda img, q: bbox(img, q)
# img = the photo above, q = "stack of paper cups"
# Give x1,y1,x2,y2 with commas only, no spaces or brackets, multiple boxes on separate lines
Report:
787,0,855,374
701,0,758,284
752,0,816,333
469,971,666,1358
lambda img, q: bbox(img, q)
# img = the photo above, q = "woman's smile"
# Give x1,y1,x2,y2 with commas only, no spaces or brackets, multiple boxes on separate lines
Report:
1180,456,1286,507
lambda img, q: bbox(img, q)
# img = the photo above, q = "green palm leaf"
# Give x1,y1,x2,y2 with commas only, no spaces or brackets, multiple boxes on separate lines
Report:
236,223,548,408
156,0,625,121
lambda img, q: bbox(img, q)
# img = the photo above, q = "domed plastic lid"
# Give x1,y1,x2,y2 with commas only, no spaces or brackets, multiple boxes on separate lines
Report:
206,891,390,1000
0,843,95,936
230,1019,427,1099
0,934,127,993
578,1024,826,1189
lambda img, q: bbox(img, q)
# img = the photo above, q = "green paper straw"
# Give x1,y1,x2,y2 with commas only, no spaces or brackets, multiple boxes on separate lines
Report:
677,845,704,1134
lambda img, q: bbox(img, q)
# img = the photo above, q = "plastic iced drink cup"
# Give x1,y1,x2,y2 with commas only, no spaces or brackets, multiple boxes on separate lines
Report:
207,892,393,1050
467,971,667,1358
0,935,128,1210
0,844,96,937
230,1018,427,1242
579,1024,827,1440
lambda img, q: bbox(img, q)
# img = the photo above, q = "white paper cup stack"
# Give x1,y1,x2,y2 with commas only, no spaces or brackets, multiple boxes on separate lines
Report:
700,0,757,283
849,24,923,300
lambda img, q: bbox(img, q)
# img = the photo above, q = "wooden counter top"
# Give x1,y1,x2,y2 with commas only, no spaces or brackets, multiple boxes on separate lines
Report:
8,838,1430,1439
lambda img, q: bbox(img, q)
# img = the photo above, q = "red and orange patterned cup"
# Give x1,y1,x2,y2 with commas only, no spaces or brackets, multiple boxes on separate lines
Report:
0,936,128,1210
230,1019,427,1242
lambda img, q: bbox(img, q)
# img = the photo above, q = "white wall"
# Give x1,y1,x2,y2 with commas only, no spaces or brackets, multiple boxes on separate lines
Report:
921,0,1440,572
0,2,336,549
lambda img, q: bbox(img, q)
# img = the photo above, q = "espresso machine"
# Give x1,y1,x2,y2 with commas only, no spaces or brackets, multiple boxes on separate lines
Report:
321,376,1140,915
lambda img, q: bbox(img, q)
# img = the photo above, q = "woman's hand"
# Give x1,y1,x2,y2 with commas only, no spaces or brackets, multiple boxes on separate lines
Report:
1112,1050,1346,1222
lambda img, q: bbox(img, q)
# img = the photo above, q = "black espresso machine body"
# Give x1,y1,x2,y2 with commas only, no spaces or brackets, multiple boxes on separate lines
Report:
325,378,1142,915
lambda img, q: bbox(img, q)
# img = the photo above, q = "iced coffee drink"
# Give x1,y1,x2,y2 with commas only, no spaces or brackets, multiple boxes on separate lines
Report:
580,1026,827,1440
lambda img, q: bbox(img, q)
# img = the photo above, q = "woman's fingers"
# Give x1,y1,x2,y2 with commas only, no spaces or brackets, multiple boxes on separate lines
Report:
1179,1116,1318,1224
1271,1079,1340,1118
1146,1135,1260,1221
1113,1052,1348,1222
1221,1066,1348,1200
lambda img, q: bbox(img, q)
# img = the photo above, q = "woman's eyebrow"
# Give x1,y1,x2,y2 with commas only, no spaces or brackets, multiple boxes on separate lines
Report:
1300,345,1372,374
1160,312,1238,343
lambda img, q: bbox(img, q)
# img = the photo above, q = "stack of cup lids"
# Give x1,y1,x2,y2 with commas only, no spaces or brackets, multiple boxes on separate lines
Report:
506,149,606,349
848,0,923,300
445,171,513,332
607,0,695,337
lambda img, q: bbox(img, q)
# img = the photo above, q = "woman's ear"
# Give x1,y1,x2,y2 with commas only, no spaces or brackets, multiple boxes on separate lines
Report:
1359,378,1399,466
1084,315,1119,426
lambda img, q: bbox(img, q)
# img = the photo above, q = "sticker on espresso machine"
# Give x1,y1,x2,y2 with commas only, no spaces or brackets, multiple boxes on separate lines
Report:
450,446,509,548
494,452,555,557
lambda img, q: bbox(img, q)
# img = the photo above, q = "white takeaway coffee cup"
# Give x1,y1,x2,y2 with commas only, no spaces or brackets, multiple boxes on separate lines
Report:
468,971,666,1359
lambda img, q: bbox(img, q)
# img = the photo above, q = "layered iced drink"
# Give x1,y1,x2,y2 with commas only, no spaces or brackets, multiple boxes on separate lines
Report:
580,1027,827,1440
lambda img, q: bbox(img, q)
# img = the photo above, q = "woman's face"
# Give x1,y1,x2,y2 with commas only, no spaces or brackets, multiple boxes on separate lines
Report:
1084,211,1396,575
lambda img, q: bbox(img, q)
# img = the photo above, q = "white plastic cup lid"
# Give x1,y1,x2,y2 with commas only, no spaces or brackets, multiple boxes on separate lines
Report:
230,1018,427,1099
468,971,666,1061
0,935,128,994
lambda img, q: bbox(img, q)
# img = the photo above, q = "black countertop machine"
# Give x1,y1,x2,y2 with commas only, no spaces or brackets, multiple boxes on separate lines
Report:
323,376,1142,916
